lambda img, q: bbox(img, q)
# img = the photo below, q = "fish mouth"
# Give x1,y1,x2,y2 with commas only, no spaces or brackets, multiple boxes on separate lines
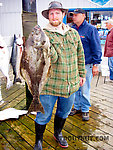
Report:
41,41,46,45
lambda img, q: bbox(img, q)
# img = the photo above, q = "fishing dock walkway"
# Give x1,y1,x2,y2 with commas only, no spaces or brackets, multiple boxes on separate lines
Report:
0,69,113,150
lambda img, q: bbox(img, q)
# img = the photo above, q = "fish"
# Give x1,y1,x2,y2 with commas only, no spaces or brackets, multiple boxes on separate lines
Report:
10,34,23,84
0,35,13,89
20,25,51,114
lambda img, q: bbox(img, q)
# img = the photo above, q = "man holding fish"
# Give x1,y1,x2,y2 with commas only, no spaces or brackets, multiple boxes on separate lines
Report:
20,1,86,149
35,1,86,149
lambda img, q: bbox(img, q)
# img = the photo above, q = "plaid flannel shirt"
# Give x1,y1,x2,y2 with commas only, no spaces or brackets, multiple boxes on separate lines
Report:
41,24,86,98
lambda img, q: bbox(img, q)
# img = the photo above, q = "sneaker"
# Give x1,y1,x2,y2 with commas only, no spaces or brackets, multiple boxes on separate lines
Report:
105,78,113,83
110,80,113,83
82,112,89,121
69,108,81,116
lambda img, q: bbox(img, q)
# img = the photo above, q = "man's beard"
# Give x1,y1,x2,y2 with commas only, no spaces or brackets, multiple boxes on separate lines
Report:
50,20,62,27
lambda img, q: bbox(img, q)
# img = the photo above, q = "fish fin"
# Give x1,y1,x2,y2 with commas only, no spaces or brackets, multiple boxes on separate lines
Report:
27,97,44,114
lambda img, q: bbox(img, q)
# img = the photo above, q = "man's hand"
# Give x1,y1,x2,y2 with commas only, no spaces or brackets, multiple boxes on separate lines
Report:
80,77,86,87
92,65,99,77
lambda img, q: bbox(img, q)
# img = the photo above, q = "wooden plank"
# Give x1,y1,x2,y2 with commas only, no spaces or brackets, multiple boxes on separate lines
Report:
66,117,112,149
91,98,113,116
0,133,15,150
0,82,6,90
19,115,76,149
0,88,25,110
47,120,96,150
90,93,113,108
91,104,113,122
0,73,113,149
91,85,113,104
6,118,35,147
91,83,113,92
1,93,26,110
6,116,55,150
30,114,96,150
68,114,113,148
18,115,57,149
90,109,113,128
51,104,113,149
0,84,23,101
0,84,20,101
0,121,33,149
89,110,113,136
13,98,26,110
91,99,113,120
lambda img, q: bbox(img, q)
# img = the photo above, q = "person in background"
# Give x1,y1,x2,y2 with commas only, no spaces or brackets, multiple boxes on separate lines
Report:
69,8,102,121
34,2,86,150
104,19,113,82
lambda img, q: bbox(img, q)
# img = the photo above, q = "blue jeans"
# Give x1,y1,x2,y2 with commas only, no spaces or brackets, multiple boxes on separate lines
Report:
108,57,113,80
74,64,93,112
35,93,75,125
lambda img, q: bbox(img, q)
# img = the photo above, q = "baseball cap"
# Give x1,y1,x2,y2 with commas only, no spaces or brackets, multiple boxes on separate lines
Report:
73,8,86,14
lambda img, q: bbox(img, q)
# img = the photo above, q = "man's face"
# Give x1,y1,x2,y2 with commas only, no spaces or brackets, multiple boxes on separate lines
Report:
106,22,112,30
72,13,85,25
49,9,65,26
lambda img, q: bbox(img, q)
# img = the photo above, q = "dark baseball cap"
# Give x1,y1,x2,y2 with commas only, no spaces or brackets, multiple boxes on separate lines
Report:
73,8,86,14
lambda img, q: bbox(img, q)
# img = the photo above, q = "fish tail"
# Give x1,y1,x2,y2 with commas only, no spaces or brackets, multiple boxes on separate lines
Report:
27,97,44,114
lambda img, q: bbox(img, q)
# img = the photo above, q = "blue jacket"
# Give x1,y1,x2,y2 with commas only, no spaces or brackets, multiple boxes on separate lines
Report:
72,20,102,65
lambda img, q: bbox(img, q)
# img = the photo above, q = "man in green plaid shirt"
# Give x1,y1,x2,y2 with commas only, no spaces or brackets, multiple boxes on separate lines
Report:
34,1,86,150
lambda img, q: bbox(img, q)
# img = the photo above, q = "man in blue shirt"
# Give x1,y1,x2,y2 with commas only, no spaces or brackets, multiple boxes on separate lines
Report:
69,8,102,121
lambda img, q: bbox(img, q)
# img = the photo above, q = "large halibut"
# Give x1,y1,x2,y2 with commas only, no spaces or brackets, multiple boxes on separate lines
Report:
20,25,51,114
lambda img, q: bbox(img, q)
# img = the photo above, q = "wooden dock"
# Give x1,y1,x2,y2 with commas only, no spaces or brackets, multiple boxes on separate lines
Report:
0,70,113,150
